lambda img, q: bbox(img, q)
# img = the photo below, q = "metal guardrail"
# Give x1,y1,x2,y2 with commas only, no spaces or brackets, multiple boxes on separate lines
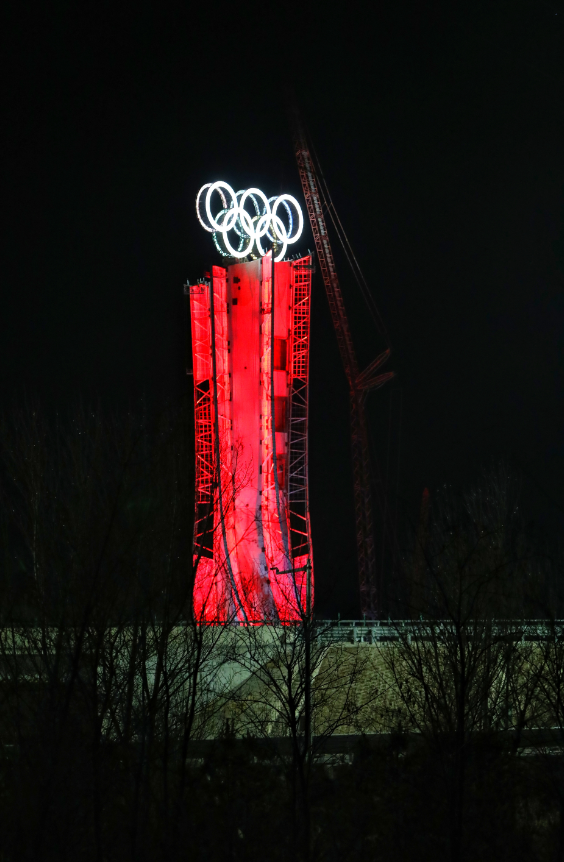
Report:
185,727,564,760
317,619,564,644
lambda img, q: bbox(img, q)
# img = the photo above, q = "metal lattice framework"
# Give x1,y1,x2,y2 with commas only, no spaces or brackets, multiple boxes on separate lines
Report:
210,265,242,620
190,282,215,559
287,259,312,593
291,110,393,617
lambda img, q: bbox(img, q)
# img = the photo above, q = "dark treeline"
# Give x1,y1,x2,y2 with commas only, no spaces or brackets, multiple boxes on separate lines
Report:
0,404,563,862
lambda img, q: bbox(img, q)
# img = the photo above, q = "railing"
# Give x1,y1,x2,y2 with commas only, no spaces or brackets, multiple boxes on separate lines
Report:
319,618,564,644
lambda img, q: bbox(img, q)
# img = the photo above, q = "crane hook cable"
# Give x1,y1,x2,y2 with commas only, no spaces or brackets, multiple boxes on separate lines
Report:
307,127,391,350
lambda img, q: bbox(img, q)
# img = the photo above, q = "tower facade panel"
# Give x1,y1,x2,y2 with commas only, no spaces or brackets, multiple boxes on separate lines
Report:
190,254,313,622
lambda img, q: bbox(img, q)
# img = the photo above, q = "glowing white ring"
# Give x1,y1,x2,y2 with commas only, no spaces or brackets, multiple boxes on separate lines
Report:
196,181,304,260
223,207,255,258
266,196,291,243
272,194,303,244
272,214,288,262
256,214,287,261
211,208,247,257
196,183,214,232
254,212,272,246
232,191,247,238
205,182,238,232
240,188,271,223
223,224,254,258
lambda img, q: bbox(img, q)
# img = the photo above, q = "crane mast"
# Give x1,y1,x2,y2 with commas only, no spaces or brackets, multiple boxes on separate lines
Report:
291,110,393,617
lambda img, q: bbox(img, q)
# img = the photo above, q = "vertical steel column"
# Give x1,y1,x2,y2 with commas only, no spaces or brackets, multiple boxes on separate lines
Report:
210,272,247,623
270,253,291,573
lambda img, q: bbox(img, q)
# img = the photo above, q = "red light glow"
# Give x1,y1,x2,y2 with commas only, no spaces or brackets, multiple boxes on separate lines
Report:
190,254,313,623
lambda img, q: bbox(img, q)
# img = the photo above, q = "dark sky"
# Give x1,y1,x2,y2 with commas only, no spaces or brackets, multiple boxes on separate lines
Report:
2,2,563,615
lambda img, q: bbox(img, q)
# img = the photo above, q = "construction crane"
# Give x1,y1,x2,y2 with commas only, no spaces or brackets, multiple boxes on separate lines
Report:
290,107,394,617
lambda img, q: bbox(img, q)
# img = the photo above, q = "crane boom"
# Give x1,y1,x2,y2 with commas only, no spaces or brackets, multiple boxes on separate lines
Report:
291,109,393,616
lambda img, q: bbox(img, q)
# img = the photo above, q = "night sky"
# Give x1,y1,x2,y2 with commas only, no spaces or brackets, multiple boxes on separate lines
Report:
2,3,563,615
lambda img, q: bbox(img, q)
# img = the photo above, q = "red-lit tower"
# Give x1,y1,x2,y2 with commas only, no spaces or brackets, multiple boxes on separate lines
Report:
188,250,313,623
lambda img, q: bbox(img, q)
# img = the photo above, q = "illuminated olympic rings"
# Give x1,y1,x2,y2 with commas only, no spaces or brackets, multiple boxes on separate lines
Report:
196,181,304,262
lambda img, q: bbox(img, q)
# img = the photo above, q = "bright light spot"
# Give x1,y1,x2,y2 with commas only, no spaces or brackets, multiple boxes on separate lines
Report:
196,181,304,260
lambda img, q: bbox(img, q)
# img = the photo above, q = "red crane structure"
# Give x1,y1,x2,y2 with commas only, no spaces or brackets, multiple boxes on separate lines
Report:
291,108,394,617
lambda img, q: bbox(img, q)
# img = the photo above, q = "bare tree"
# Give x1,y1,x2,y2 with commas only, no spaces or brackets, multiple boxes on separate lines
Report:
379,467,545,862
0,401,238,861
214,607,376,862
